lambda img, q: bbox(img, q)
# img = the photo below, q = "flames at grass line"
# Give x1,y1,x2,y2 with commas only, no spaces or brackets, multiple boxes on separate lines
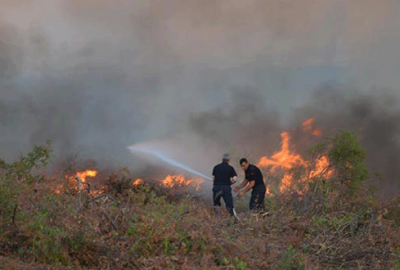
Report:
54,118,332,197
54,169,99,195
54,171,204,195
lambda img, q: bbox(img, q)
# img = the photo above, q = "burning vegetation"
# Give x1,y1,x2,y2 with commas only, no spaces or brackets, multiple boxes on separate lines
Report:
0,120,400,269
257,118,333,196
53,171,203,197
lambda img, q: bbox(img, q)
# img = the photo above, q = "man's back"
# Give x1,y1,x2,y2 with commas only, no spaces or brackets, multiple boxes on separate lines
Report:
212,162,237,185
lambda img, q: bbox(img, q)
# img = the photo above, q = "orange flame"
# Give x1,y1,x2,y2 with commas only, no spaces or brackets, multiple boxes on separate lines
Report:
73,169,98,183
302,118,322,136
133,178,143,186
258,132,307,172
258,118,332,195
309,156,333,179
266,186,272,196
54,169,99,194
162,175,203,191
162,175,187,188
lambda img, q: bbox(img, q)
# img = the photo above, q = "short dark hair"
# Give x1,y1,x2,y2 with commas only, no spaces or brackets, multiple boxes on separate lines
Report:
239,158,248,165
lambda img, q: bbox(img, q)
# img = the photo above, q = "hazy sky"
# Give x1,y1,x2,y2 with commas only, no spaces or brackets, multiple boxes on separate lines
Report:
1,0,400,193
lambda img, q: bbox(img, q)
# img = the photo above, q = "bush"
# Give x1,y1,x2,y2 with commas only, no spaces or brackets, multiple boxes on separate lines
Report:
0,141,52,225
328,130,369,194
277,245,305,270
308,130,369,199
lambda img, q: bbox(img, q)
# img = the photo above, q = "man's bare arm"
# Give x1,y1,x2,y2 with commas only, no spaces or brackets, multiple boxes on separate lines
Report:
243,180,255,194
234,179,248,191
231,176,238,185
237,180,255,198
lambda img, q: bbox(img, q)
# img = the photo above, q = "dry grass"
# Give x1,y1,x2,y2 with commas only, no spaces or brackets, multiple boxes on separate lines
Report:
1,166,400,270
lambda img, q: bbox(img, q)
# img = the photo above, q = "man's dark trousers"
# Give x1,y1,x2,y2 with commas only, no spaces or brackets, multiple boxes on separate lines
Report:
249,184,266,210
213,185,234,216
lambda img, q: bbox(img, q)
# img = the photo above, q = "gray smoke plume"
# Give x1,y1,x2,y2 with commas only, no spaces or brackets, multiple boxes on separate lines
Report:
294,86,400,196
1,0,400,196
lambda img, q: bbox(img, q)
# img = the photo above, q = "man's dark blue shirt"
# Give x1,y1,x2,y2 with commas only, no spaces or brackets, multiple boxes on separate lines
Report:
244,164,265,187
212,162,237,185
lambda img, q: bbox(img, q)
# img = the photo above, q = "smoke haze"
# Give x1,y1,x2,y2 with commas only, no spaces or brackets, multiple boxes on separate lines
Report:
1,0,400,195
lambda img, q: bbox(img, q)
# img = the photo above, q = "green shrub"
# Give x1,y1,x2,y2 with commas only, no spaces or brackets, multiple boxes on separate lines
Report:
215,256,249,269
328,130,368,194
277,245,305,270
0,141,52,225
308,130,369,198
395,247,400,270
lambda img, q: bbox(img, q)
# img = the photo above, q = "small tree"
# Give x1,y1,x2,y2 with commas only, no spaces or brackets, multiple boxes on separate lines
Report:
328,130,369,194
306,130,369,211
0,141,52,225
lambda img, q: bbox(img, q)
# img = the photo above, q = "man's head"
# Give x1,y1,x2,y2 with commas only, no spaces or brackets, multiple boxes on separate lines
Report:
222,153,230,163
239,158,249,170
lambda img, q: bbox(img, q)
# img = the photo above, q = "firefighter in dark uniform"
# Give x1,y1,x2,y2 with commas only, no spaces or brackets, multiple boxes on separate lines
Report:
212,154,238,216
235,158,266,211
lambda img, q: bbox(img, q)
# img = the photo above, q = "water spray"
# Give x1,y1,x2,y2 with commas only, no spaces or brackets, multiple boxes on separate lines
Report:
128,144,212,181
